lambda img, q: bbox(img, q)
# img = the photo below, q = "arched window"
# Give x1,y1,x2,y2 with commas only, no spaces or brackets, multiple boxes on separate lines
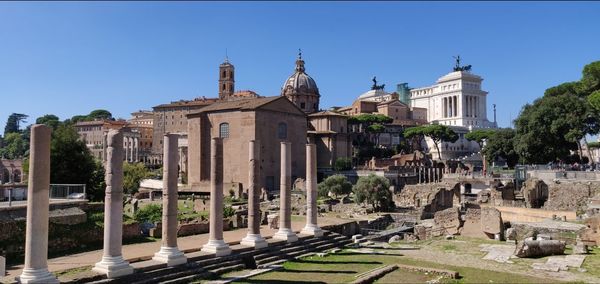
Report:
222,70,227,78
222,84,226,91
278,122,287,139
219,123,230,138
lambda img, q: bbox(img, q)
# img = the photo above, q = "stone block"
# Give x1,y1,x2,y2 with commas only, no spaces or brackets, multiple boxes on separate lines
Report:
481,207,503,235
267,214,279,229
433,207,461,235
505,228,517,241
194,199,209,212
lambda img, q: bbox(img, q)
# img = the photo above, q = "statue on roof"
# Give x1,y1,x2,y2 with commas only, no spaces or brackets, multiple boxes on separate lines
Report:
453,55,472,72
371,76,386,90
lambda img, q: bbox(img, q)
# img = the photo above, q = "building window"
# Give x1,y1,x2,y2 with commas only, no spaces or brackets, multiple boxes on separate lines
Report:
278,122,287,139
219,123,230,138
300,102,306,109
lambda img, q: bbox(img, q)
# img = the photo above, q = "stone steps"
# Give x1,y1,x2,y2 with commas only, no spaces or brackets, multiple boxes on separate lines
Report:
77,231,351,284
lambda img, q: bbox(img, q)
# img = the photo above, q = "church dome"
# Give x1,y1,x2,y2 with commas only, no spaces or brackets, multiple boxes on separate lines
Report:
281,54,320,97
281,51,321,113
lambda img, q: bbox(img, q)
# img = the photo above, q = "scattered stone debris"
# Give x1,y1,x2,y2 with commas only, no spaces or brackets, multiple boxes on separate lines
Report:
505,228,517,242
267,214,279,229
573,236,589,255
515,239,566,258
352,234,365,244
388,235,401,243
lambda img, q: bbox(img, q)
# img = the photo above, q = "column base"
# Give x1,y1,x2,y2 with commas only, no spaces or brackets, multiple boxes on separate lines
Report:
152,246,188,267
241,233,268,249
273,228,298,242
17,268,59,284
93,255,134,278
301,224,324,237
201,239,231,257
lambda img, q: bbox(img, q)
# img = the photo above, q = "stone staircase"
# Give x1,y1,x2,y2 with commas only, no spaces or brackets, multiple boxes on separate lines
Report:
69,231,351,284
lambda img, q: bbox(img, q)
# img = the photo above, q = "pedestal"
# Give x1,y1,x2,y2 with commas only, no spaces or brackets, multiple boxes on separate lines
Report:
152,246,187,266
301,224,324,237
17,268,59,284
241,233,268,249
93,256,134,278
201,239,231,257
273,228,298,242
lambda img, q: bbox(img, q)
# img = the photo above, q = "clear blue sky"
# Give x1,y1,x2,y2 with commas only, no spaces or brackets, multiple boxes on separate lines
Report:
1,1,599,131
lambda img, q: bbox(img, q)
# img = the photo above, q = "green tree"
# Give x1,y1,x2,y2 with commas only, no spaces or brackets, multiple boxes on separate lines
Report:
404,125,458,160
481,128,519,168
134,203,162,224
334,157,352,171
465,129,496,150
514,94,597,164
35,114,61,130
0,132,27,159
352,174,393,212
4,113,28,135
348,113,393,147
580,61,600,95
88,109,113,121
317,174,352,199
587,90,600,111
123,162,151,195
50,124,101,199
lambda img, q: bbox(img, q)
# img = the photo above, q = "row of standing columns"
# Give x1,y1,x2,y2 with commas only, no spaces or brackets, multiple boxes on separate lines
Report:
17,128,323,282
124,136,139,163
415,166,444,184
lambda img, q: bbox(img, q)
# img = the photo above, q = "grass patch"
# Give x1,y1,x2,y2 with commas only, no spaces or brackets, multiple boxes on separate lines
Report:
53,266,92,278
582,246,600,277
442,244,457,251
240,250,555,284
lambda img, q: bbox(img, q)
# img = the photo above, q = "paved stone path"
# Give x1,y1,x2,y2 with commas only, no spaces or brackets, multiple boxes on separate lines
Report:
2,216,347,282
479,243,516,263
532,255,587,272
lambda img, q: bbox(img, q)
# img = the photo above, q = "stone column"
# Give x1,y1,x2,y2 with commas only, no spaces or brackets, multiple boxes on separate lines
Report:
153,134,187,266
274,142,298,242
134,137,139,162
241,140,268,248
102,131,108,164
93,129,134,278
301,143,323,237
201,138,231,256
18,125,58,284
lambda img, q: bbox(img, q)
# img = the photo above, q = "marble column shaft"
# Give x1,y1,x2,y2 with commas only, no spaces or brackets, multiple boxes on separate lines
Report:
241,140,267,248
18,125,58,284
202,138,231,256
153,134,186,266
274,142,297,242
93,129,133,278
301,143,323,237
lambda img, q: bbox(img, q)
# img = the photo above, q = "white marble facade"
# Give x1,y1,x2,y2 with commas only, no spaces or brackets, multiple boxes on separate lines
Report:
410,70,496,160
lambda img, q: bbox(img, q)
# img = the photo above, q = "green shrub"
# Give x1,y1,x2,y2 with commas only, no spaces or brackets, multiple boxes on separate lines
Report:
134,203,162,223
318,174,352,199
223,205,236,218
334,157,352,171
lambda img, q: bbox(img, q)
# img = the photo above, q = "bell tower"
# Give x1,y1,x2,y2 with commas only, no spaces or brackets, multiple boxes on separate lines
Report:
219,57,235,101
